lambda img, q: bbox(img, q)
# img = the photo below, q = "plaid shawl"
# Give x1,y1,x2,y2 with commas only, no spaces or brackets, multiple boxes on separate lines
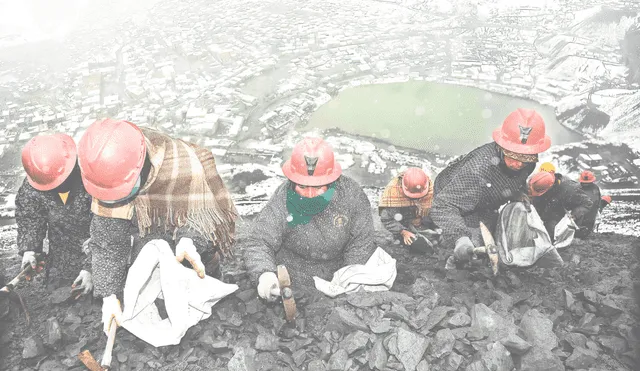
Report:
91,128,238,256
378,173,433,217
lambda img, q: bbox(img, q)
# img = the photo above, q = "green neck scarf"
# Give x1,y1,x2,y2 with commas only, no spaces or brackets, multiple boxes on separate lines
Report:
286,183,336,227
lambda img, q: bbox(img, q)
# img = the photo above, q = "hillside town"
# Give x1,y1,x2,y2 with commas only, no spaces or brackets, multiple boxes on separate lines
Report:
1,0,640,218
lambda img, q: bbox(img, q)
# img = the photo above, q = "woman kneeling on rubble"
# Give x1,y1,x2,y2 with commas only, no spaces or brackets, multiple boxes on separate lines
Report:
243,137,377,301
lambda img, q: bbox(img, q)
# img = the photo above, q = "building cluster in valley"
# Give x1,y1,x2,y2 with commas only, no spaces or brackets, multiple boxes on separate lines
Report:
1,0,640,215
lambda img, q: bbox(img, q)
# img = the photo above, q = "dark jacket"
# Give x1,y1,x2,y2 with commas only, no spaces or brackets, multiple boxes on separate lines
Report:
576,182,602,237
430,142,535,249
531,173,594,239
15,167,92,283
243,176,377,288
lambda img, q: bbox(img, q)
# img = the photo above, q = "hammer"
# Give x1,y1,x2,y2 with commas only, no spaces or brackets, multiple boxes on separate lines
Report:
478,222,500,276
269,265,297,322
78,318,117,370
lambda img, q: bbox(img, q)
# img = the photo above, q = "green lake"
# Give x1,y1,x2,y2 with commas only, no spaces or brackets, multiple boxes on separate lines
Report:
307,81,582,156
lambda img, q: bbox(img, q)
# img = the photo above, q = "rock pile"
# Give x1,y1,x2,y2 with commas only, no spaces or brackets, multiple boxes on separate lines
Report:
0,227,638,371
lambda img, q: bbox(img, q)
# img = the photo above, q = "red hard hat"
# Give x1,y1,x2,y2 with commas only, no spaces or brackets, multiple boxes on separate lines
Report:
601,195,612,204
22,133,77,191
282,137,342,186
579,170,596,183
529,171,555,196
493,109,551,155
78,119,146,201
401,168,430,199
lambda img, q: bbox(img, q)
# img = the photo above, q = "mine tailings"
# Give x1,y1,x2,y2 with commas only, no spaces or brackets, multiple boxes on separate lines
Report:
307,81,583,155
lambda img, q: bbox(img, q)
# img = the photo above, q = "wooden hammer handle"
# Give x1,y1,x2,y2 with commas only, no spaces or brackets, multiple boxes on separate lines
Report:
101,318,117,368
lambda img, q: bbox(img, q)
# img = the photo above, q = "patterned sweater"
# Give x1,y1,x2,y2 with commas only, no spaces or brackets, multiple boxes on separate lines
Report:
15,172,92,283
430,142,535,249
243,176,377,288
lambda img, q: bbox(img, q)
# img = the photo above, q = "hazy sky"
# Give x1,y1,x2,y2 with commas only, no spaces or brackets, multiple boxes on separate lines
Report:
0,0,161,48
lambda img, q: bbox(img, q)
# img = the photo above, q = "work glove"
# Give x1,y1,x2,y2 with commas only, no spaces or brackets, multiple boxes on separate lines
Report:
453,236,474,262
21,251,37,270
101,294,122,336
400,230,416,245
21,251,45,281
257,272,280,302
71,270,93,299
176,238,205,278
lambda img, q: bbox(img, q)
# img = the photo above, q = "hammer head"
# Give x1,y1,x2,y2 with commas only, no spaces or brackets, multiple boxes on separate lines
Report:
479,222,500,276
276,265,297,322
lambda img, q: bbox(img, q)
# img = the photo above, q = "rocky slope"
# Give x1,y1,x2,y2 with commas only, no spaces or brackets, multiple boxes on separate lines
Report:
0,214,638,371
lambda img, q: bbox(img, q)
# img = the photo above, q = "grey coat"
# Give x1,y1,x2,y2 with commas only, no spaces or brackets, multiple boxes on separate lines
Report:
243,176,377,288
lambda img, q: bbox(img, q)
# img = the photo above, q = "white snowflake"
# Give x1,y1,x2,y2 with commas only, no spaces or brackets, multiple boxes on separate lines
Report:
286,215,293,222
486,183,492,188
490,156,500,166
394,213,403,221
389,145,396,152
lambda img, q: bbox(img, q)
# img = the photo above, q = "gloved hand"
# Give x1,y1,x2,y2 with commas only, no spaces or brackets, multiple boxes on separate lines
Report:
257,272,280,302
21,251,45,281
400,230,416,245
176,238,205,278
453,236,474,262
101,294,122,336
21,251,37,270
71,270,93,299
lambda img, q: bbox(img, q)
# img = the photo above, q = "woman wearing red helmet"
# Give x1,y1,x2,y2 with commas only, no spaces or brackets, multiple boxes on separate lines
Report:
431,109,552,267
244,137,376,301
378,168,442,254
530,169,594,240
16,133,93,295
77,119,237,336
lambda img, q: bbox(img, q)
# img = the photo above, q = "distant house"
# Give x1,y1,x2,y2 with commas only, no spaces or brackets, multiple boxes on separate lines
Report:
578,153,603,168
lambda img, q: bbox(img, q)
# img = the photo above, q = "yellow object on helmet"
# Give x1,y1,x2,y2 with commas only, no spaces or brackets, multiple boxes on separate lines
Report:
539,162,556,173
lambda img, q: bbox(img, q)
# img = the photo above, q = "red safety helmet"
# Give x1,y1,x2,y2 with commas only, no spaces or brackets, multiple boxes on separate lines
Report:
529,171,555,196
22,133,77,191
493,108,551,155
282,137,342,186
579,170,596,183
401,168,430,199
601,195,612,204
78,119,146,201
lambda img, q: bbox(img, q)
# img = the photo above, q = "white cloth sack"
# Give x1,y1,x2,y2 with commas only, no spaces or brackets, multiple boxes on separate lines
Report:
120,240,238,347
554,213,578,249
496,205,576,268
313,247,397,297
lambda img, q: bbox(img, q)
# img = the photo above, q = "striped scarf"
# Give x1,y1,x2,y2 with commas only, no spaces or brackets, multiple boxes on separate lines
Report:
91,128,238,256
378,174,433,217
